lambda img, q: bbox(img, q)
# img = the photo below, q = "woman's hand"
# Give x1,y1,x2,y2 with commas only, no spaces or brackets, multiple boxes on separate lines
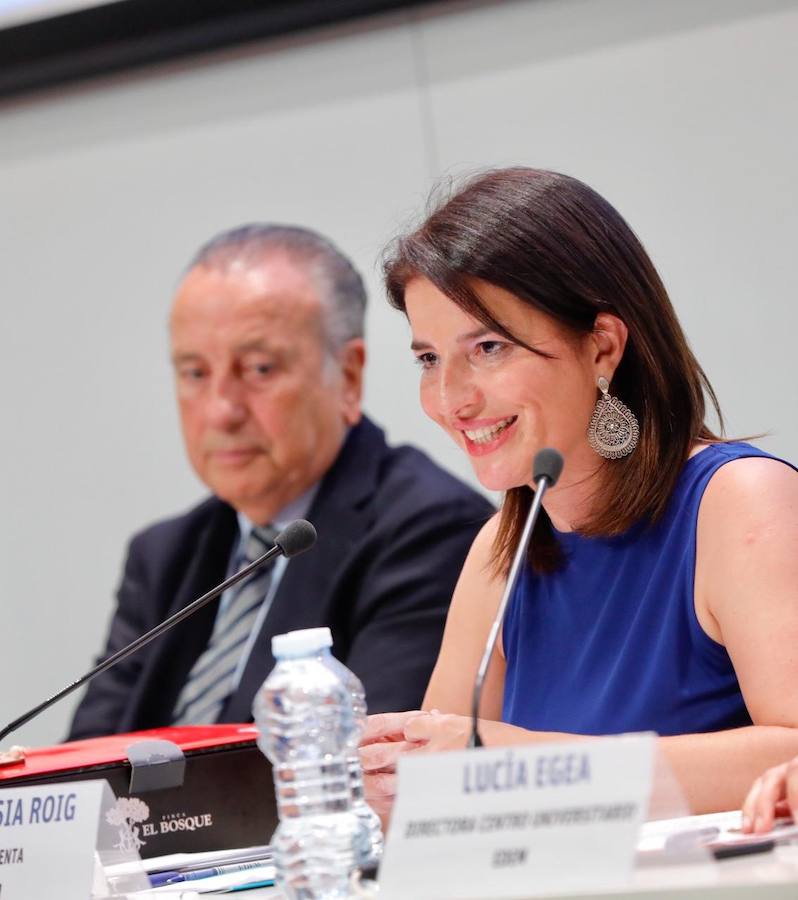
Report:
742,756,798,833
403,710,471,751
360,711,428,827
360,710,472,827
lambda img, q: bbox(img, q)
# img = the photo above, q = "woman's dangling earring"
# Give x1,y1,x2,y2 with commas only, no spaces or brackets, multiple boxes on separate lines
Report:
587,376,639,459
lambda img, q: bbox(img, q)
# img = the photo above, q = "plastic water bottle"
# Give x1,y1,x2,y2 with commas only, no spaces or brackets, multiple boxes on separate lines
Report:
291,628,384,868
253,629,366,899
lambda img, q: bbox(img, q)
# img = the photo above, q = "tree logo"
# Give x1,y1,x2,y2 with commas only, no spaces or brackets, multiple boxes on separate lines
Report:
105,797,150,853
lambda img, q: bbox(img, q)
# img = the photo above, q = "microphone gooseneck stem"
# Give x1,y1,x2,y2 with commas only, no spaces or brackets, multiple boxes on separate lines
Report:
0,543,284,744
468,476,552,749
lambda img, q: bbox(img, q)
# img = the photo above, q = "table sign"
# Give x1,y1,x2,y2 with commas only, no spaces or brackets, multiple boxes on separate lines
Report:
0,778,147,899
378,733,655,899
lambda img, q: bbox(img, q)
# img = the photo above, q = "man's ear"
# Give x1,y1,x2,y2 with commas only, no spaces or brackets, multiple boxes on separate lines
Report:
338,338,365,426
590,313,628,383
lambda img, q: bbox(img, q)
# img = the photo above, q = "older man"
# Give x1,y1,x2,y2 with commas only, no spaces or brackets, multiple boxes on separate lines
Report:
68,225,492,739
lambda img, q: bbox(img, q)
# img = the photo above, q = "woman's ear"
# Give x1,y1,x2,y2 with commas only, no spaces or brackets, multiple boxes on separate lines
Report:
590,313,628,382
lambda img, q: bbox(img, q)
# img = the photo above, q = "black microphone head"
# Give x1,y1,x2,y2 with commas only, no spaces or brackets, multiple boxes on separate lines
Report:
533,448,564,487
274,519,317,558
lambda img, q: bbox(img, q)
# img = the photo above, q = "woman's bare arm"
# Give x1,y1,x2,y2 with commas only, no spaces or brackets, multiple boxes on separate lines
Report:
423,513,506,720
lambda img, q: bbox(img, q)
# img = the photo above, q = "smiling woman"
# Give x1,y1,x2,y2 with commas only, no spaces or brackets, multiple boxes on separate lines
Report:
360,167,798,821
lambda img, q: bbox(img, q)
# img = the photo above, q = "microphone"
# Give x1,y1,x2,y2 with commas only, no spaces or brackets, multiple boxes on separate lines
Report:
0,518,318,744
468,448,563,748
273,519,317,558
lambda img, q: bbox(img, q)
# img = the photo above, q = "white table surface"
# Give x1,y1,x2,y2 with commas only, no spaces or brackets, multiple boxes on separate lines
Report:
229,845,798,899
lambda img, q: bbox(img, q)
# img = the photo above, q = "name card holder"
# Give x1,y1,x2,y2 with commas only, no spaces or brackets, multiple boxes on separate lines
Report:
0,779,149,899
379,733,655,900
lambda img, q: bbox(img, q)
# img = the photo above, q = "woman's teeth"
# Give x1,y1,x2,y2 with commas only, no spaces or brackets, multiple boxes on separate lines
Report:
463,416,517,444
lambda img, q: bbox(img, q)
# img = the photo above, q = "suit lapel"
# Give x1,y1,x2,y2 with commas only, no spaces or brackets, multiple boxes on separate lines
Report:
221,418,386,722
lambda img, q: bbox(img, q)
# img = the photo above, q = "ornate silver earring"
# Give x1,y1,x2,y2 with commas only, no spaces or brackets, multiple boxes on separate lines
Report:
587,376,639,459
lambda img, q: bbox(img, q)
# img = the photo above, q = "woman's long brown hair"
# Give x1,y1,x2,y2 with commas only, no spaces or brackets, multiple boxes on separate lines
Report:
384,168,722,574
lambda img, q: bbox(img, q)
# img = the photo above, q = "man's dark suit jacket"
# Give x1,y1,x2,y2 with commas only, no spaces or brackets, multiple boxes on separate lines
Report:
68,417,493,739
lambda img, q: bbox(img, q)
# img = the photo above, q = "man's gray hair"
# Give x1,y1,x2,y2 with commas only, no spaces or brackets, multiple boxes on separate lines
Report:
187,224,367,350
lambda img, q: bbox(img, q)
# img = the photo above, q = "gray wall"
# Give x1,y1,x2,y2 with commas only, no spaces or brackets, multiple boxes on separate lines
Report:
1,0,796,746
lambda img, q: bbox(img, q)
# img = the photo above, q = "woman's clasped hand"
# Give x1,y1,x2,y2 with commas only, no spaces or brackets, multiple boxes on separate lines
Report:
359,711,471,825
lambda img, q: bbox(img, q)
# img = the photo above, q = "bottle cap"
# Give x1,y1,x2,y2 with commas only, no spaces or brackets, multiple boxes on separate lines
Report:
289,627,333,647
272,627,333,658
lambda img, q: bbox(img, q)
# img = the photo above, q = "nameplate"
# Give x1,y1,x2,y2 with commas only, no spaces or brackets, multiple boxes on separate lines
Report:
379,733,654,899
0,779,107,899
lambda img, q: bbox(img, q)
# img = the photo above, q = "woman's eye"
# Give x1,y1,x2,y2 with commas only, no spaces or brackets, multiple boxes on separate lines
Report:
477,340,505,356
414,352,438,369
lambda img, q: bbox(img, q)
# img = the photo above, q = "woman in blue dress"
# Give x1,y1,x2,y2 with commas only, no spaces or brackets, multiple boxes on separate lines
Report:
361,167,798,819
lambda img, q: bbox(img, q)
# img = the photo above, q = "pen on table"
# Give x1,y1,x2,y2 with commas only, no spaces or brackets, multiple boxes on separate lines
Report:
227,879,277,892
161,860,272,885
712,839,775,860
149,855,273,886
175,844,274,872
149,858,272,887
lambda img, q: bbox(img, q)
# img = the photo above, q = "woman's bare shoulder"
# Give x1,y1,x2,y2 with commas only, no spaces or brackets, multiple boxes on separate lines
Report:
700,452,798,525
697,451,798,629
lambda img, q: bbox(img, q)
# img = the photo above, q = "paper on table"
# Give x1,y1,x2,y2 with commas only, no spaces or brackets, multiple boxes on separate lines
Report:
106,846,272,877
638,811,798,857
100,893,200,899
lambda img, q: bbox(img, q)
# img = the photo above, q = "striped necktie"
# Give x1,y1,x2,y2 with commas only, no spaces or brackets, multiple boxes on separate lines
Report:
172,524,278,725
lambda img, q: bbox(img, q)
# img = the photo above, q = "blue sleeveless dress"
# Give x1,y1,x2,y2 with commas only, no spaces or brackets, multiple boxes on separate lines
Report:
502,442,793,736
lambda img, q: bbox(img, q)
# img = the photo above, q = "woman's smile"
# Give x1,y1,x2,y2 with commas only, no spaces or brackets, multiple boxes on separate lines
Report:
459,415,518,456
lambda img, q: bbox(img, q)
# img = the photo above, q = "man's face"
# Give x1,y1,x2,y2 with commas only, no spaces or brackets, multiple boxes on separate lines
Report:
170,255,363,523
